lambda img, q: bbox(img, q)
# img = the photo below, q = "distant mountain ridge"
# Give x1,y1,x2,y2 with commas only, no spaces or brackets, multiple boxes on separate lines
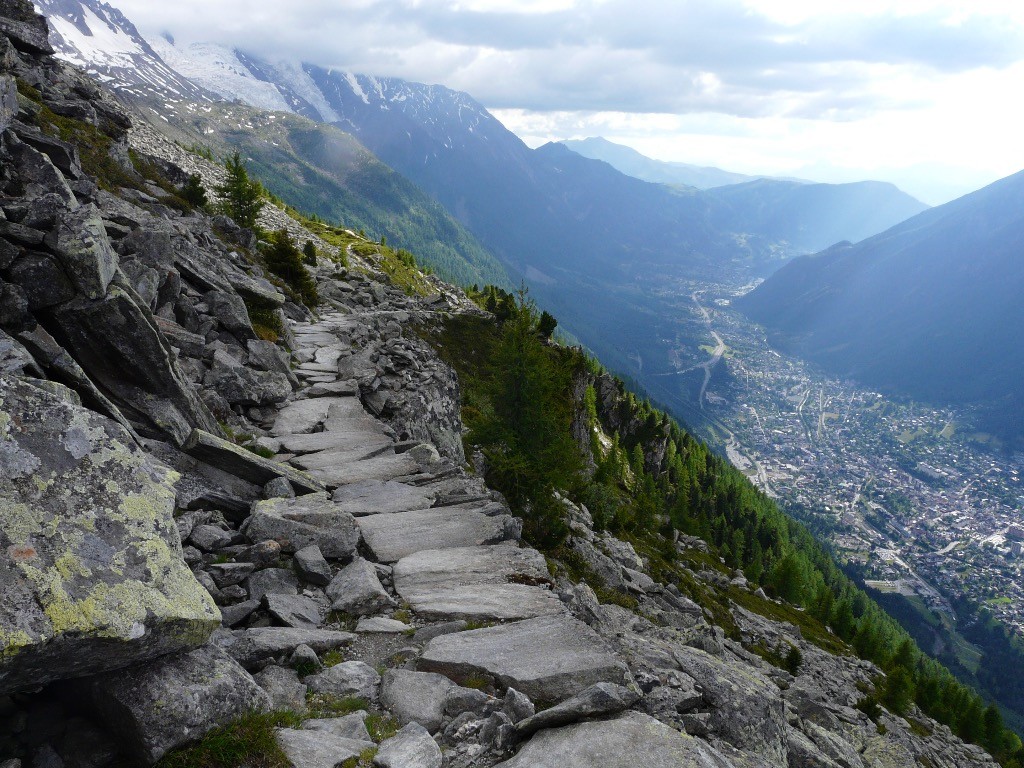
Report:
561,136,776,189
736,169,1024,445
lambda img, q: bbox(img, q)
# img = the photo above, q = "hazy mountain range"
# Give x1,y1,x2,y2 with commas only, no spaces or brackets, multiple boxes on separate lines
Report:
737,169,1024,445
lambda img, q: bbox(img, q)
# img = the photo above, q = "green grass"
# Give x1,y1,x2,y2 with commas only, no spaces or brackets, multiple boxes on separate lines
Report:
157,711,300,768
304,694,369,719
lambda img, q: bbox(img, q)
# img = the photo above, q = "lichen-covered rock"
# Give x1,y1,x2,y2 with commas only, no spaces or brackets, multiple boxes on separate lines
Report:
0,374,220,695
47,204,118,300
85,644,271,764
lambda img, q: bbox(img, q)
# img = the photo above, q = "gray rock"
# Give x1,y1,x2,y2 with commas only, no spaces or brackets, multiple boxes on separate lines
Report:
503,688,535,724
419,615,631,704
374,722,442,768
87,645,271,764
379,669,457,734
480,710,516,752
393,545,561,621
0,375,219,695
246,568,299,601
264,476,296,500
289,643,323,674
270,397,351,436
205,363,292,407
221,599,260,628
247,493,360,558
204,290,255,340
265,593,324,629
49,204,118,300
254,665,308,713
494,710,733,768
302,713,372,742
331,479,436,516
190,523,232,552
247,339,295,380
306,661,381,701
327,557,395,615
182,429,324,494
216,627,355,668
357,504,522,563
7,252,75,310
47,289,219,446
208,562,256,589
0,74,16,133
274,728,374,768
294,545,332,586
444,686,492,718
242,539,282,568
672,645,786,765
308,452,421,488
279,430,392,458
413,621,468,644
356,617,412,633
514,682,639,737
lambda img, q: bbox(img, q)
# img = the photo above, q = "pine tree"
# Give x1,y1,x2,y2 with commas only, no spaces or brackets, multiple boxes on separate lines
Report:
537,310,557,340
302,240,318,266
216,152,264,229
264,229,318,307
883,667,915,715
180,173,207,208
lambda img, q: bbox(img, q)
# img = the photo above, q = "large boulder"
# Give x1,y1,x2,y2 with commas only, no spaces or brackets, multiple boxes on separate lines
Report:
0,374,220,694
494,710,732,768
86,644,271,764
247,493,360,558
47,204,118,300
418,615,631,704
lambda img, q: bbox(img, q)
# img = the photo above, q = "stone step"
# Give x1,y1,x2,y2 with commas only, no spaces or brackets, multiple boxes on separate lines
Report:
277,430,392,456
331,479,437,516
307,452,422,488
417,614,631,703
289,443,394,471
495,710,729,767
393,545,564,621
270,397,356,436
356,504,522,563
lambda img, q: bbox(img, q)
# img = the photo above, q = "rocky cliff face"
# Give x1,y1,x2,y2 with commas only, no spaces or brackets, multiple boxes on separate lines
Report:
0,3,1006,767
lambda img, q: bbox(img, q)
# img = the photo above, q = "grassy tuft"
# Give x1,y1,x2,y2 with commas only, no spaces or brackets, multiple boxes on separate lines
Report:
156,711,300,768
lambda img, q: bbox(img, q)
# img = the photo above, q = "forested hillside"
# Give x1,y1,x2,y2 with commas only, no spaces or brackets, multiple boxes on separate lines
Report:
419,286,1024,766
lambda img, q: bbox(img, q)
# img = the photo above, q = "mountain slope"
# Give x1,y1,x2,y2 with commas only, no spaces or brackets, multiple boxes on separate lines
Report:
34,0,511,290
736,169,1024,444
562,136,764,189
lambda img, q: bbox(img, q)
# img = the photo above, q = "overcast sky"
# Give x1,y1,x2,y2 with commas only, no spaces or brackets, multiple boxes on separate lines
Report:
114,0,1024,204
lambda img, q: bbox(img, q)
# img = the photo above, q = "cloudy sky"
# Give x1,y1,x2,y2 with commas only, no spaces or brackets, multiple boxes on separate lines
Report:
114,0,1024,204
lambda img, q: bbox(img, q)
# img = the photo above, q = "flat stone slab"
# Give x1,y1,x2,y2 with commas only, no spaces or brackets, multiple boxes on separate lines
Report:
270,397,354,436
182,429,324,494
246,493,361,558
495,710,731,768
394,546,563,621
357,505,522,563
418,615,630,703
332,480,436,516
275,728,374,768
290,444,394,471
307,452,422,488
277,430,392,456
